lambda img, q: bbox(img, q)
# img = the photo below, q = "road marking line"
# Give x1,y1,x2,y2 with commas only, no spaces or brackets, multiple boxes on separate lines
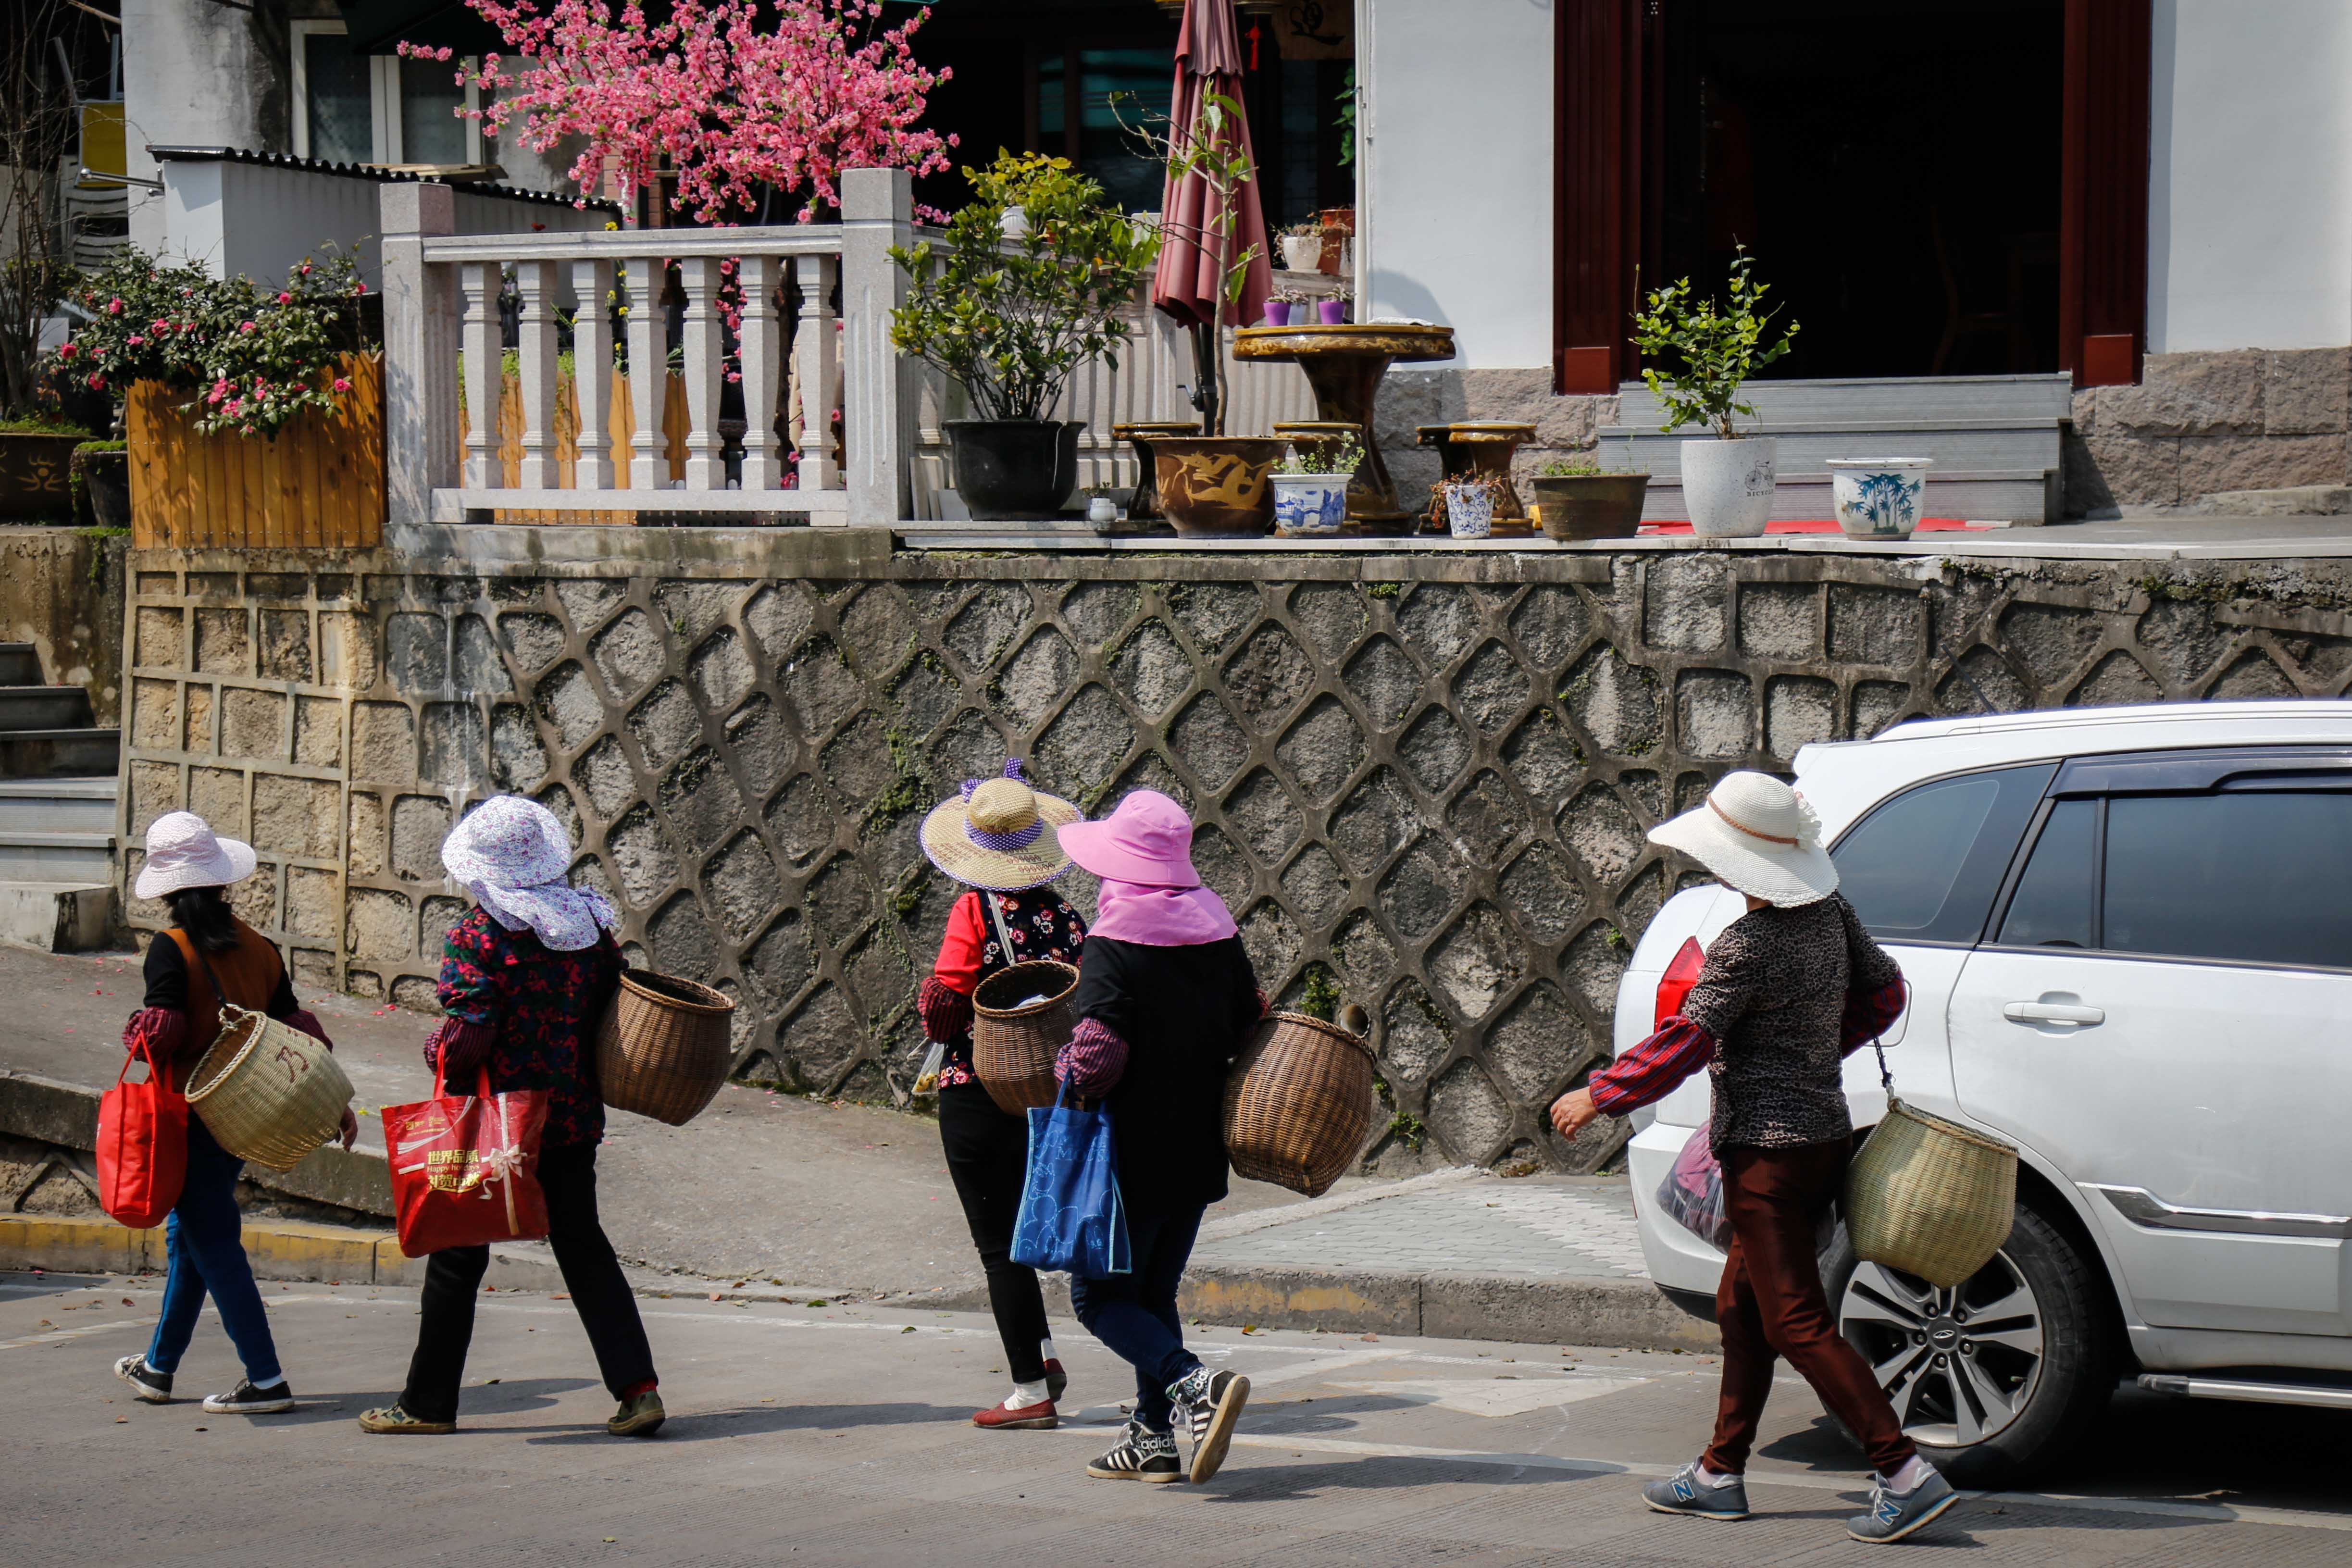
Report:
0,1318,145,1351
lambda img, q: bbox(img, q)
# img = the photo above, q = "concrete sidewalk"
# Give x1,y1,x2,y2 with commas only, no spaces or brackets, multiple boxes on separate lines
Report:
0,942,1708,1350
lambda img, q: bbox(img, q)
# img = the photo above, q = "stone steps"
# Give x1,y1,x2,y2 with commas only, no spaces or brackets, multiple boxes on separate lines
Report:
0,644,117,951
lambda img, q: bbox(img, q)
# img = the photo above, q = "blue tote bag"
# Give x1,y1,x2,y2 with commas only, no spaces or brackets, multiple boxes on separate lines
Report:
1010,1079,1131,1277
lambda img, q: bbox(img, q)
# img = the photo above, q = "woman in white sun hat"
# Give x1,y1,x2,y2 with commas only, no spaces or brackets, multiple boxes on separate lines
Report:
113,811,351,1419
913,759,1088,1432
1549,772,1959,1546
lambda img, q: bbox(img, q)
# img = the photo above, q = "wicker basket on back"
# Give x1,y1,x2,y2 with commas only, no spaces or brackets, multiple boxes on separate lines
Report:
1223,1011,1378,1197
595,970,736,1126
972,960,1080,1115
185,1005,356,1171
1845,1099,2018,1288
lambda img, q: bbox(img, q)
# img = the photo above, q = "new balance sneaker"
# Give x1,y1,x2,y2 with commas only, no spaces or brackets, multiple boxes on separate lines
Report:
1643,1461,1751,1521
358,1403,455,1434
1848,1468,1960,1543
203,1378,295,1414
608,1389,666,1437
1085,1419,1182,1482
1166,1366,1250,1484
1044,1357,1068,1403
113,1354,172,1404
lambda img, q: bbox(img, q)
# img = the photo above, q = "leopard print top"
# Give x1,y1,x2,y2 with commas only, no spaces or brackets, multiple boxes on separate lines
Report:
1680,892,1903,1150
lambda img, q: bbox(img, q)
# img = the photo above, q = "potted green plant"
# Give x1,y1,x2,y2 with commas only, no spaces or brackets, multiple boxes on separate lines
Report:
1318,284,1351,327
891,152,1156,520
1629,246,1798,538
72,438,131,529
1528,456,1650,542
1278,220,1322,273
1270,435,1363,537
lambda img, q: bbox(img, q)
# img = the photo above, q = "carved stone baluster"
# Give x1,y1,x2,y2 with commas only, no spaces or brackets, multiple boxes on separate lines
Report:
735,255,782,490
571,258,615,490
795,252,840,493
514,260,560,489
460,260,501,491
626,257,664,490
679,256,723,490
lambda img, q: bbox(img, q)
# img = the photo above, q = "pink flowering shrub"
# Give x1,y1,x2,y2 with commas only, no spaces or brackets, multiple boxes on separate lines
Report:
52,249,371,437
407,0,954,223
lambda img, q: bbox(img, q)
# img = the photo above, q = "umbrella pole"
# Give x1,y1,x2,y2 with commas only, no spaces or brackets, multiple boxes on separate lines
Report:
1190,322,1222,438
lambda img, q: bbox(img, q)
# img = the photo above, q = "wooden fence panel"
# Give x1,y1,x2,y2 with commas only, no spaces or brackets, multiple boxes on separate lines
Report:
127,354,386,549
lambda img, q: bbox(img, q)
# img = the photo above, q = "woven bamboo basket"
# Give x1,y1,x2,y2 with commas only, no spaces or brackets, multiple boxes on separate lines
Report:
596,970,737,1126
1845,1099,2019,1288
185,1005,356,1171
1222,1011,1378,1197
972,960,1080,1116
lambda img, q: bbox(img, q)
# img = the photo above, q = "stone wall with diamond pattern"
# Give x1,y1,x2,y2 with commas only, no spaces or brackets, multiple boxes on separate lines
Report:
119,535,2352,1174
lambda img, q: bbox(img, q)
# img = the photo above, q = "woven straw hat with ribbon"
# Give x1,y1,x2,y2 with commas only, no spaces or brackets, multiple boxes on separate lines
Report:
1648,770,1840,908
919,759,1083,891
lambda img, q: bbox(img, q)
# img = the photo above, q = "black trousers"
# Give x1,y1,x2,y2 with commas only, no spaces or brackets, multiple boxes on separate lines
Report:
939,1082,1051,1384
400,1141,656,1424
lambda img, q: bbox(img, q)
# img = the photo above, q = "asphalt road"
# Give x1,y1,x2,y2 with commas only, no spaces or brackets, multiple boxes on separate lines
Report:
8,1269,2346,1566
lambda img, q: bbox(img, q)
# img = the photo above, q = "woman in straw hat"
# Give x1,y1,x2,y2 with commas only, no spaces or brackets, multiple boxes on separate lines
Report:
360,795,664,1440
916,759,1089,1431
112,811,352,1417
1053,789,1263,1486
1549,772,1954,1545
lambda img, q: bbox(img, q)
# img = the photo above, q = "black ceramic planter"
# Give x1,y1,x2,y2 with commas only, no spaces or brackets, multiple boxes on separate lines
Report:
947,420,1083,521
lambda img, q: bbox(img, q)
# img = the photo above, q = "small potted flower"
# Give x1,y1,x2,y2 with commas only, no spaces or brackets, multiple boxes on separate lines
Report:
1279,220,1323,273
1270,435,1363,536
1528,456,1650,542
1318,284,1351,326
1440,474,1500,540
1272,285,1315,326
1629,245,1798,538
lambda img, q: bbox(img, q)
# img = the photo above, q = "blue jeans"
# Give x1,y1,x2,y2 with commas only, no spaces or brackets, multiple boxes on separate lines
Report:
1069,1206,1206,1434
145,1119,282,1385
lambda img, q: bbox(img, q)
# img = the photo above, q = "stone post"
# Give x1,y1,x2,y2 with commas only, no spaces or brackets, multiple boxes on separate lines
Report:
840,167,914,530
380,182,459,530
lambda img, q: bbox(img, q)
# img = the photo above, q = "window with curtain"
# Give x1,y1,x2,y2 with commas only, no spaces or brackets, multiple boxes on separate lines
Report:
303,32,373,164
400,56,470,166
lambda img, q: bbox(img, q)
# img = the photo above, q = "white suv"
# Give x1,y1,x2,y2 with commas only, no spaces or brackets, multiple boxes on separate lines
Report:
1616,700,2352,1484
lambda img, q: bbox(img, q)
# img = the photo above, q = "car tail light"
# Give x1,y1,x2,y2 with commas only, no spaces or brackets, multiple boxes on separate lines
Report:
1654,936,1704,1029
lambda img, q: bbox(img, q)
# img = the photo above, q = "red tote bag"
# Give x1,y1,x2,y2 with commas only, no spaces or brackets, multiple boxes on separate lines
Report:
98,1023,188,1230
383,1064,550,1257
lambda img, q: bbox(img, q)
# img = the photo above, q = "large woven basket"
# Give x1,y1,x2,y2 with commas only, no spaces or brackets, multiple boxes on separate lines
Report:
185,1005,356,1172
1222,1011,1378,1197
972,960,1080,1116
596,970,736,1126
1845,1099,2019,1288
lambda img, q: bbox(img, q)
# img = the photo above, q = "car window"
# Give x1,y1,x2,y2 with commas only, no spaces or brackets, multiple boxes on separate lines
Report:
2105,792,2352,969
1998,798,2098,948
1832,764,2053,944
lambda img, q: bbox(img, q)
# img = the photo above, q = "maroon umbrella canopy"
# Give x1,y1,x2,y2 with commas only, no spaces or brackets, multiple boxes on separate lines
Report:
1151,0,1274,331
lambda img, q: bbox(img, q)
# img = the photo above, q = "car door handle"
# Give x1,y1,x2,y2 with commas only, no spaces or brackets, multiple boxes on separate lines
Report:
2003,1001,2105,1025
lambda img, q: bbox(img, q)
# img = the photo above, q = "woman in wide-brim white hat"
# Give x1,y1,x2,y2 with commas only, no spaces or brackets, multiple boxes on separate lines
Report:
113,812,349,1419
912,759,1090,1432
1548,774,1958,1544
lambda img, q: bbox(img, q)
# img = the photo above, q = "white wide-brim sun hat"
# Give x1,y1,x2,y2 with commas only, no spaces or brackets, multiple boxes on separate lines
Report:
134,810,260,901
1648,771,1840,908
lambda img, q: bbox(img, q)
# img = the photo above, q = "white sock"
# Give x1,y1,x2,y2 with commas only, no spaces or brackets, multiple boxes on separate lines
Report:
1697,1463,1740,1487
1004,1378,1052,1410
1883,1455,1936,1492
1038,1337,1059,1364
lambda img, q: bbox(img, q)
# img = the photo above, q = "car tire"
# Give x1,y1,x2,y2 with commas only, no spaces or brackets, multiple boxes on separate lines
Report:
1822,1202,2116,1488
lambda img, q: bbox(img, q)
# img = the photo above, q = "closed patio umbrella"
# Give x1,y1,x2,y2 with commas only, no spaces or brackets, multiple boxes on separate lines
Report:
1151,0,1274,433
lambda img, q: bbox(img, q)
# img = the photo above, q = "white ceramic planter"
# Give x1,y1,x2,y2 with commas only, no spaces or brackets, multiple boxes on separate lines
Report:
1444,484,1495,539
1681,435,1777,538
1828,458,1933,539
1280,235,1322,271
1271,473,1349,535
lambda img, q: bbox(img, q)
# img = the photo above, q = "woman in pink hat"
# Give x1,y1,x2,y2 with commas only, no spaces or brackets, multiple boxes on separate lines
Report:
1054,789,1264,1487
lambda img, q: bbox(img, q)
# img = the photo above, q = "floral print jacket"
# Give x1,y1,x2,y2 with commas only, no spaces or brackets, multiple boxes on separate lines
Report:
917,886,1088,1090
436,906,624,1147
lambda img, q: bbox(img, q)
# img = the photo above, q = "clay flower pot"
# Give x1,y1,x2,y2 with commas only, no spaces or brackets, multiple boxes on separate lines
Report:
1530,473,1649,541
1153,436,1286,538
1319,299,1348,325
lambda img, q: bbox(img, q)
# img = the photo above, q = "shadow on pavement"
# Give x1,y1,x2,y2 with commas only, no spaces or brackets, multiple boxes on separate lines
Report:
1193,1453,1596,1506
525,1399,972,1444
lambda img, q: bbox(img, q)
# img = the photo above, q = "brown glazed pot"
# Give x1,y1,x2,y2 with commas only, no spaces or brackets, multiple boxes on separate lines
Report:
1153,436,1287,538
1530,473,1650,541
0,433,86,521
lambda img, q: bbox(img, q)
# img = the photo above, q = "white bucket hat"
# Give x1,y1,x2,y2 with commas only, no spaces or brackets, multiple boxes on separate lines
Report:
1649,771,1840,908
134,811,259,901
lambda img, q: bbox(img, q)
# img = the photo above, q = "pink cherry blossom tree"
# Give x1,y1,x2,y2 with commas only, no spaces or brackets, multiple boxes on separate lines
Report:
405,0,954,223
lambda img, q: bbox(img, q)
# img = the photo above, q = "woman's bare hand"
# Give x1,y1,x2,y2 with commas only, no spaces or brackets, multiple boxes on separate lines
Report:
338,1107,360,1150
1549,1086,1600,1142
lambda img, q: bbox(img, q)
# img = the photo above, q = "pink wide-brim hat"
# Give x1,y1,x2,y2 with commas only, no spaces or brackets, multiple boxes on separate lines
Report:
1057,789,1202,888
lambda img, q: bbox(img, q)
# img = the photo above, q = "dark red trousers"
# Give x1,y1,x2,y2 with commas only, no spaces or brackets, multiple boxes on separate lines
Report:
1704,1136,1916,1476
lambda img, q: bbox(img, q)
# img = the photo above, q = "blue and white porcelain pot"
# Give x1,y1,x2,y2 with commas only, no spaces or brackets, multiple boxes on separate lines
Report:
1271,472,1349,535
1828,458,1933,540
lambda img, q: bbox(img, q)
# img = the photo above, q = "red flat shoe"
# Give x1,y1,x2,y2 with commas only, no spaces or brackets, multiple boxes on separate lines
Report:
1044,1358,1068,1402
972,1397,1058,1431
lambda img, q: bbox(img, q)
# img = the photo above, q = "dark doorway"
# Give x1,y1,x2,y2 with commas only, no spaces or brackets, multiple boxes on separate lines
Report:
1651,0,2065,380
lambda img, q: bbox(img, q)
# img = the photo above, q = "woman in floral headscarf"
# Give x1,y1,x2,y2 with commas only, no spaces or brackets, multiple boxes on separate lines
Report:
359,795,664,1440
915,759,1088,1431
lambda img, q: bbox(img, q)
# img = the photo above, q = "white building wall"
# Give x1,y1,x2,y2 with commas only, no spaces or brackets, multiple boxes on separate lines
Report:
2148,0,2352,353
1358,0,1554,371
122,0,272,255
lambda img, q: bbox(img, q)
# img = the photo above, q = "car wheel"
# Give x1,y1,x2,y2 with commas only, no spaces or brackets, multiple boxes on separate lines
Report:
1824,1203,2115,1488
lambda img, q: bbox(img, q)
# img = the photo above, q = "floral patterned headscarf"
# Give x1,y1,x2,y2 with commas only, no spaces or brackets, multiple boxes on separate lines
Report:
439,795,618,952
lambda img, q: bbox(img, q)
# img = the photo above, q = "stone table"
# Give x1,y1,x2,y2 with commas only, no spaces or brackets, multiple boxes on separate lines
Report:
1234,322,1457,527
